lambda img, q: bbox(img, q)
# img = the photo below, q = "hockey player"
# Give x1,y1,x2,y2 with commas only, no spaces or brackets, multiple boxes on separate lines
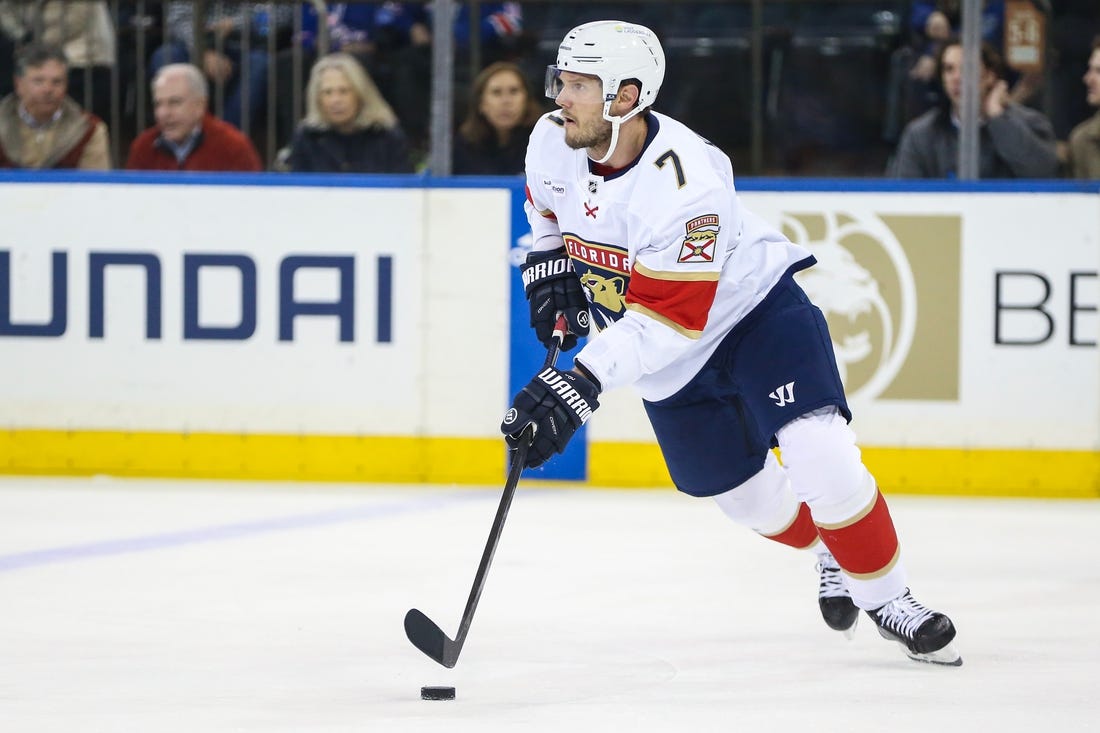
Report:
501,20,961,666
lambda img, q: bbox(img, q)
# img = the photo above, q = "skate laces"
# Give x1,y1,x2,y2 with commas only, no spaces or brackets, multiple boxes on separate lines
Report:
815,553,849,599
874,590,935,639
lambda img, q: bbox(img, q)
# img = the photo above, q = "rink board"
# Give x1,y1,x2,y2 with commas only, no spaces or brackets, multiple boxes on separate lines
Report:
1,174,1097,496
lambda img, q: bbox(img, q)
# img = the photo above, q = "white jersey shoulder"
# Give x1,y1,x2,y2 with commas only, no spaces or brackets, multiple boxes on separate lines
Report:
630,112,736,205
621,113,737,274
523,110,813,401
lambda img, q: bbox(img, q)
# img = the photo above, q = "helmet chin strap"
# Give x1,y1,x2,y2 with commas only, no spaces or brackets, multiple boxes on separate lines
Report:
590,102,644,165
591,118,621,165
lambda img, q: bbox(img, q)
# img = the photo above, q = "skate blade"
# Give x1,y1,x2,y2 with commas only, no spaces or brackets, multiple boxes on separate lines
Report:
840,616,857,641
900,641,963,667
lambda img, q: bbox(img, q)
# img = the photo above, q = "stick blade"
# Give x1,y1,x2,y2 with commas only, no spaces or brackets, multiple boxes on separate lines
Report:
404,608,458,668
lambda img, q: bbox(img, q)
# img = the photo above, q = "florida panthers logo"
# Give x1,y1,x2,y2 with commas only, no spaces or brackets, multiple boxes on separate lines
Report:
562,233,630,332
678,214,719,263
579,272,627,327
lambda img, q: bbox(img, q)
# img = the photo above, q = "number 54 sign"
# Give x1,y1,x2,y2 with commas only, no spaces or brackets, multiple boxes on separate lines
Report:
1004,0,1046,74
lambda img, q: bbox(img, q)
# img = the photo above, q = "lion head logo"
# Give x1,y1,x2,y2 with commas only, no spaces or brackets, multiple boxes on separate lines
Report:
785,212,917,400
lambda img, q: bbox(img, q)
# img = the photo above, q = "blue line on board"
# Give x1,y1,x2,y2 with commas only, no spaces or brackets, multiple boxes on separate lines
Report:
2,170,1098,194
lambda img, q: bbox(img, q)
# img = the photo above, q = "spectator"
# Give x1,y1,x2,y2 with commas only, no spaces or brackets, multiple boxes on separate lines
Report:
0,1,116,126
1066,37,1100,178
275,2,428,147
150,1,293,132
1046,0,1100,140
887,0,1045,140
126,62,261,171
285,53,413,174
907,1,1005,89
0,42,109,169
453,61,542,175
889,41,1058,178
278,2,527,159
386,2,525,157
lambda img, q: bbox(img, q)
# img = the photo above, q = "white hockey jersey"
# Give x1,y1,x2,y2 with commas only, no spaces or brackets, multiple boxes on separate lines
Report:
524,110,814,402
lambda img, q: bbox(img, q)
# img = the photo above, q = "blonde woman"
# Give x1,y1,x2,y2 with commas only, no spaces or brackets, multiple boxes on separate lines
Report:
288,53,413,173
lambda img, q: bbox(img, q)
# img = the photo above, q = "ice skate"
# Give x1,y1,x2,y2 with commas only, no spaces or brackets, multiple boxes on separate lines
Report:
815,552,858,639
868,589,962,666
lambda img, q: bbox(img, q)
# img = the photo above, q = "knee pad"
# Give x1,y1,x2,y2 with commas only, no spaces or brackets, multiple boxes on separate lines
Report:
776,407,876,525
712,451,799,535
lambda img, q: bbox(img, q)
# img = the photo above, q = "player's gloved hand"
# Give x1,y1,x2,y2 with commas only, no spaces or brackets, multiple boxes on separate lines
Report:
501,366,601,468
521,248,590,351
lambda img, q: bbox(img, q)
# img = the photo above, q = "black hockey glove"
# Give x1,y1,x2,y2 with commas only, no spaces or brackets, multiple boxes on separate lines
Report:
501,366,601,469
521,248,590,352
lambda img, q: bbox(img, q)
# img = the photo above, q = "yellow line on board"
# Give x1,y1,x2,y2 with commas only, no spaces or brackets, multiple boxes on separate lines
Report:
0,429,505,485
2,431,1097,498
588,442,1100,499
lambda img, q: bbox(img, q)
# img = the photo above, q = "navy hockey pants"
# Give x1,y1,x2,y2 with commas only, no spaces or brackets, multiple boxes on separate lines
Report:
643,274,851,497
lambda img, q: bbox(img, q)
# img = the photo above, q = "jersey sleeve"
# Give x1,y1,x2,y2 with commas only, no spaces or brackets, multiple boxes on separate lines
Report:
625,181,728,338
626,228,722,338
575,308,696,392
523,114,566,252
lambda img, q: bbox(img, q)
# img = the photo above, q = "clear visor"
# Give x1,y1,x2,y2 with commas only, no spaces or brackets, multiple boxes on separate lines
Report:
544,65,608,103
544,65,564,100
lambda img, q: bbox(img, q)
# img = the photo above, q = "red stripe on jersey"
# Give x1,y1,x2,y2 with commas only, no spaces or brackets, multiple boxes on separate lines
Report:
524,184,557,219
626,267,718,334
815,490,899,575
762,502,819,550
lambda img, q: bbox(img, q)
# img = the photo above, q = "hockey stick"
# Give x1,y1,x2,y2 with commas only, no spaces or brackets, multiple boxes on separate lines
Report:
404,316,567,668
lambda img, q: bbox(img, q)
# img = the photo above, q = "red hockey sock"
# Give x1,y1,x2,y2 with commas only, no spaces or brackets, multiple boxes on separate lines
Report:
815,490,900,576
761,502,819,550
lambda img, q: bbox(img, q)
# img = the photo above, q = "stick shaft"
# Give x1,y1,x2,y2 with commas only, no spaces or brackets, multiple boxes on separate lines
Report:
405,316,568,667
448,323,565,654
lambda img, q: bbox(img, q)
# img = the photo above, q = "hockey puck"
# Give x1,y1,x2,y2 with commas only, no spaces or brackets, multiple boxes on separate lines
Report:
420,686,455,701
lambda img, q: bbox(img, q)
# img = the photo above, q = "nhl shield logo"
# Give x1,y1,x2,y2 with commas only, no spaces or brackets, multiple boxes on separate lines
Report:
588,179,599,194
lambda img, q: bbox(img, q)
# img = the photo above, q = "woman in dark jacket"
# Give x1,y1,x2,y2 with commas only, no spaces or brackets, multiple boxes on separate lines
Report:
288,52,414,173
452,61,544,175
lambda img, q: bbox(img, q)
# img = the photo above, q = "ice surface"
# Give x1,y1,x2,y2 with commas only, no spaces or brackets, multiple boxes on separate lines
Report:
1,476,1098,732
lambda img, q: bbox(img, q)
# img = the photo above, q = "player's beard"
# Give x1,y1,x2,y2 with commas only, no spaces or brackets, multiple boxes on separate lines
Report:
564,116,613,155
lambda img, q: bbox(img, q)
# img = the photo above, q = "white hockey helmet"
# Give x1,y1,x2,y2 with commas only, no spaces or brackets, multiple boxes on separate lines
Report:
546,20,665,163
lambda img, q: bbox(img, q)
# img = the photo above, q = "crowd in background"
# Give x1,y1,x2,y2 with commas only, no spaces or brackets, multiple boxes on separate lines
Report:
1,0,1099,178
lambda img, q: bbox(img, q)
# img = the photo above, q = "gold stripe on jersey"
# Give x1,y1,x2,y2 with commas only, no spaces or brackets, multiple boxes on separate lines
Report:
633,260,720,282
625,302,705,339
523,183,557,219
627,261,720,336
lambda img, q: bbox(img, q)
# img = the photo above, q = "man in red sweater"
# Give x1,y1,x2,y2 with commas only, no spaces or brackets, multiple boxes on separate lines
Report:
126,63,261,171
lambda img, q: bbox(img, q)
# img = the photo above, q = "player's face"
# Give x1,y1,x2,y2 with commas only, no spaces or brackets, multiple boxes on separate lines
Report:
553,71,612,152
1084,48,1100,108
14,60,67,123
